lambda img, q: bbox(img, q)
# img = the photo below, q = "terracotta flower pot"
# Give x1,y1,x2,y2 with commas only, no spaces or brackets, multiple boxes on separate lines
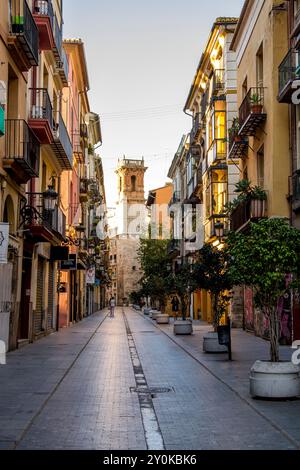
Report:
251,104,263,114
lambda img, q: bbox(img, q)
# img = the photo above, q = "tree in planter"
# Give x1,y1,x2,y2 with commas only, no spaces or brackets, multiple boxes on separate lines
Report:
138,239,170,311
193,244,233,330
165,264,197,320
227,218,300,362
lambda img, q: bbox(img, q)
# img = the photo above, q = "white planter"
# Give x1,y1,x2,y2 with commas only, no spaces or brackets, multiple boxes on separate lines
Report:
174,320,193,335
0,311,10,352
250,361,300,399
144,308,151,316
151,310,161,321
203,332,228,353
156,314,169,325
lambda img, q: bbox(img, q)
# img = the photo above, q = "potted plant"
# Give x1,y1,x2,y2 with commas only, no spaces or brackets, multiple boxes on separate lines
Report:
250,93,263,114
193,244,233,353
249,186,267,218
227,218,300,398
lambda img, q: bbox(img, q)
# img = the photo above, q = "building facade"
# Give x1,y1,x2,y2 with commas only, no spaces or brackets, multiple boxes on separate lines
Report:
277,0,300,340
231,0,291,341
0,0,107,351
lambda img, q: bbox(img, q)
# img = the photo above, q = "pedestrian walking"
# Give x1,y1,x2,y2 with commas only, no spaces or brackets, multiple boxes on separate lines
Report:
171,296,180,318
109,296,116,318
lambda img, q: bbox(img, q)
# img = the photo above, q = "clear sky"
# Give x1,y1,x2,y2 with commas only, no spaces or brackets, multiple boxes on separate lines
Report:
63,0,245,206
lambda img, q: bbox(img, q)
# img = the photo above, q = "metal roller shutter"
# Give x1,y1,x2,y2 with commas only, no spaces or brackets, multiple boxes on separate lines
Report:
48,262,55,330
35,257,44,334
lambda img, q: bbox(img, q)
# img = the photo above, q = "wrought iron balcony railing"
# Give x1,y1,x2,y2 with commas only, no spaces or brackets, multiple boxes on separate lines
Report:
238,87,267,136
278,49,300,103
33,0,54,26
4,119,40,184
230,196,267,232
228,125,248,159
52,112,73,170
9,0,39,70
21,193,66,239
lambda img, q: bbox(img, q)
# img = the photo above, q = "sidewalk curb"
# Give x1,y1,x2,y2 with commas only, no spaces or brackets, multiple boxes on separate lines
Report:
133,308,300,450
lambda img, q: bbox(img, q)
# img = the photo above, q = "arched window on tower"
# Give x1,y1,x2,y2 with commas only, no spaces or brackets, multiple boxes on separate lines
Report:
119,177,122,192
131,175,136,192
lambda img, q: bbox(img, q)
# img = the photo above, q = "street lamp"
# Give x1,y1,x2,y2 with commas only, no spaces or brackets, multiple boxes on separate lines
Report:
215,220,225,241
43,185,58,212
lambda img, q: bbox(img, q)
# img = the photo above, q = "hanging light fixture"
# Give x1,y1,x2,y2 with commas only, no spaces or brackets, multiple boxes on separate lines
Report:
43,185,58,212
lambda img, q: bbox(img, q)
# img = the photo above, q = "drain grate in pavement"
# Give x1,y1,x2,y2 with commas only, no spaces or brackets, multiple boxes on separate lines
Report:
130,386,174,394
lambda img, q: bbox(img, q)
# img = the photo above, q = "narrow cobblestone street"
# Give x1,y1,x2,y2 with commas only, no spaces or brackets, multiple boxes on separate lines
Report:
0,308,300,451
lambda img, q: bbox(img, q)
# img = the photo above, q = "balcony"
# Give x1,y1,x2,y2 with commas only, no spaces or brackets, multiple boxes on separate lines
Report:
212,69,225,97
291,171,300,213
0,105,4,136
28,88,53,144
51,112,73,170
207,138,227,167
20,193,66,242
72,131,84,163
33,0,55,50
201,89,209,120
190,113,202,144
8,0,39,71
228,126,248,159
230,197,267,232
167,239,181,257
4,119,40,184
55,48,69,87
80,178,89,203
238,87,267,136
278,49,300,103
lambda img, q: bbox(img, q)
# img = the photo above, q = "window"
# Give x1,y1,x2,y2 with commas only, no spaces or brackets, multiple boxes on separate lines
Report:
205,168,228,218
242,77,248,100
256,44,264,87
131,175,136,191
119,177,122,192
132,266,136,271
257,146,265,188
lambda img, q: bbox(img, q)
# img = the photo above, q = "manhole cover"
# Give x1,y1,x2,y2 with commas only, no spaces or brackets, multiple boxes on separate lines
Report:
130,386,174,394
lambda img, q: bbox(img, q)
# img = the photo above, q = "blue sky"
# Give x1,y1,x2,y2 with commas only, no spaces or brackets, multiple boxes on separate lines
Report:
64,0,245,206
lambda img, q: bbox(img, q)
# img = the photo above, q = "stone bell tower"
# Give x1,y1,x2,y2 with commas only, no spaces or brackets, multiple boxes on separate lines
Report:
110,157,147,305
115,157,147,237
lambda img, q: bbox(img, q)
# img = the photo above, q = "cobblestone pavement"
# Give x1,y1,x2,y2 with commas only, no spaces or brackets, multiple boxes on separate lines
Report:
0,308,299,450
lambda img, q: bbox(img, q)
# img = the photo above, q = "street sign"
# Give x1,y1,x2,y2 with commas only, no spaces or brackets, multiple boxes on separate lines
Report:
60,254,77,270
86,266,96,284
0,223,9,264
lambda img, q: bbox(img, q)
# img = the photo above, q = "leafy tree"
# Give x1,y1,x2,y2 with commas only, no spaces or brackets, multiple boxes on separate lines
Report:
138,239,170,310
165,264,197,320
226,218,300,362
193,244,233,330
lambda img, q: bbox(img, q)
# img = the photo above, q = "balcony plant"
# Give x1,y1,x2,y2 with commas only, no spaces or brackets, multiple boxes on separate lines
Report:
227,218,300,398
250,93,263,114
228,118,242,143
224,179,267,219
